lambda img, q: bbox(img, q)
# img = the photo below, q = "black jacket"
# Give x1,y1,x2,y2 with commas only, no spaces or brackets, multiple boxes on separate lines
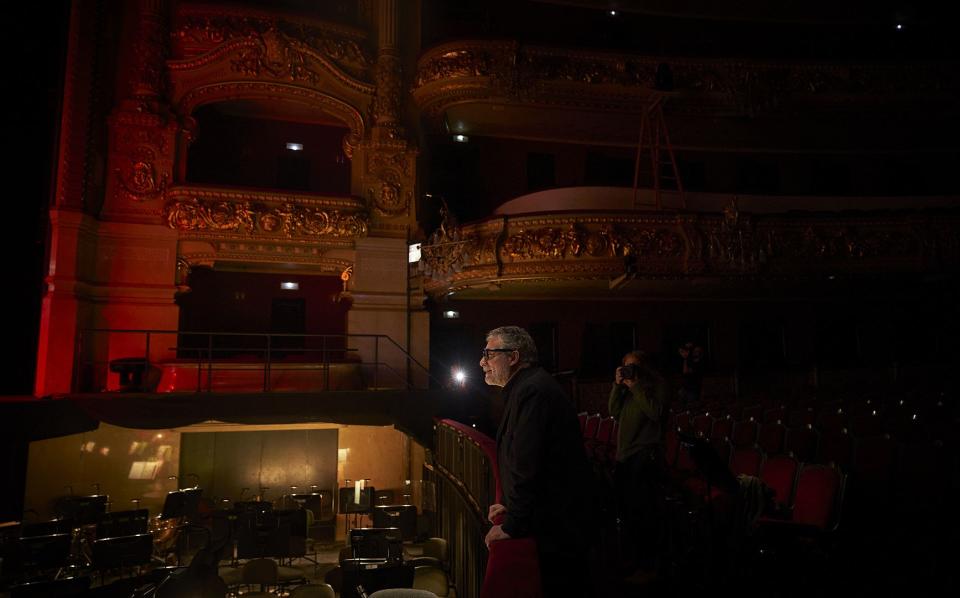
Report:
496,366,592,547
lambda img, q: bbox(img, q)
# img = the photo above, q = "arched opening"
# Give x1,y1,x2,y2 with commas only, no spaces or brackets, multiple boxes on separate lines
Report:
185,100,352,195
177,267,350,360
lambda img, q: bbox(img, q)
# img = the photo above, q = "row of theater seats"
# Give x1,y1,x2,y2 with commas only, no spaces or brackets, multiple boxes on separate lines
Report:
577,413,619,466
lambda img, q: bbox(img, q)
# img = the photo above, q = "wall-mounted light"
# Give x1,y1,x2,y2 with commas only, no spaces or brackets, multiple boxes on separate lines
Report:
443,310,459,319
286,142,304,151
409,243,422,263
280,281,299,290
453,134,469,143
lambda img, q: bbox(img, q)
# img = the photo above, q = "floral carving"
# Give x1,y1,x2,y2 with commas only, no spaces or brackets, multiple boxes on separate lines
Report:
173,9,372,78
418,207,957,296
163,192,368,240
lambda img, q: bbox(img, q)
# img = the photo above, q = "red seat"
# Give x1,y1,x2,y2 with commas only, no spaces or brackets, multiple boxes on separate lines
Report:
819,428,855,471
763,404,787,424
692,413,714,438
785,423,820,463
787,407,817,427
664,427,680,467
710,414,734,441
730,446,764,477
757,421,787,456
791,464,845,531
582,413,601,441
731,418,759,448
760,454,800,512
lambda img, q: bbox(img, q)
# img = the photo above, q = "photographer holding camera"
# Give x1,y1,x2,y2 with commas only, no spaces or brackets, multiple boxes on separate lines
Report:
608,350,669,579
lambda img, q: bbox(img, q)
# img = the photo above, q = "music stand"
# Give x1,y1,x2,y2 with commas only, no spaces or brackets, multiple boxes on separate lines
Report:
371,505,418,542
11,533,72,579
348,527,403,562
160,488,202,520
338,486,374,536
20,519,74,538
96,509,148,539
91,533,154,582
55,495,108,525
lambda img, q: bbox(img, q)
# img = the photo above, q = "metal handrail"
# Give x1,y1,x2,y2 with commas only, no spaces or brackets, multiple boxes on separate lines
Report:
73,329,444,393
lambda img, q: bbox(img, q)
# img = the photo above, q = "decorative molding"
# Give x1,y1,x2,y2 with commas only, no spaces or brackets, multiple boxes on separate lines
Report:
163,186,368,243
419,206,960,296
414,40,960,120
169,7,374,97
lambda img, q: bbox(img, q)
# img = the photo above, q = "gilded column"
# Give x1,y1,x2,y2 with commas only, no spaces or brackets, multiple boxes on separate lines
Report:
102,0,179,221
359,0,417,232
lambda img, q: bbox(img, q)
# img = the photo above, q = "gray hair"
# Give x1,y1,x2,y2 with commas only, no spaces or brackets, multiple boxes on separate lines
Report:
486,326,538,365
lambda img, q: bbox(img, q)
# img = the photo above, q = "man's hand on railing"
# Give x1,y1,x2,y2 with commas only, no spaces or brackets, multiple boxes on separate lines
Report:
487,503,507,524
485,524,511,548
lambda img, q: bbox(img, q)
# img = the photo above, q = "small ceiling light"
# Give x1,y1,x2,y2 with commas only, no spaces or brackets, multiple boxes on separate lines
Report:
286,142,304,151
280,281,299,290
409,243,422,263
443,310,460,319
895,23,903,30
609,10,617,16
453,134,469,143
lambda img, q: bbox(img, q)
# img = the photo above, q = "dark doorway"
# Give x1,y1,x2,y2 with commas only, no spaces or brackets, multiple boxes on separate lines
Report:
272,298,306,352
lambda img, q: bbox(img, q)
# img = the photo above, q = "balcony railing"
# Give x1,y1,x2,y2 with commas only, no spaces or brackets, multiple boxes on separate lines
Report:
419,201,960,296
72,329,437,394
433,420,498,598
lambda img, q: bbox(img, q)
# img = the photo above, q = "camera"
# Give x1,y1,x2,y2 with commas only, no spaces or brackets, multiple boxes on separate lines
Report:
618,364,639,380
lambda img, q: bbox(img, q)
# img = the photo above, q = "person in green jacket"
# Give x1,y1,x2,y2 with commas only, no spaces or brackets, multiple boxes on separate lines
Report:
608,349,669,575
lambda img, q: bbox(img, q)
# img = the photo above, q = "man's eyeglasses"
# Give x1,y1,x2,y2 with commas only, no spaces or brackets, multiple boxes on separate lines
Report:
480,348,515,360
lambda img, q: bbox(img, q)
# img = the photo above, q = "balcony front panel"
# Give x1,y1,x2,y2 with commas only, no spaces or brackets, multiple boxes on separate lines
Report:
420,203,959,297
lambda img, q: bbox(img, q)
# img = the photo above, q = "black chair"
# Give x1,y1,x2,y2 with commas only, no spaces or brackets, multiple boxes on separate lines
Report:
339,558,414,598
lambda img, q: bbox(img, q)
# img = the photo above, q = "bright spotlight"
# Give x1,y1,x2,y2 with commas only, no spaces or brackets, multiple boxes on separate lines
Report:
452,369,466,385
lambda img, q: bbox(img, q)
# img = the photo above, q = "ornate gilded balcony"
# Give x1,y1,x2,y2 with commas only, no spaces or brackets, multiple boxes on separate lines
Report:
413,40,959,143
419,189,960,298
164,185,368,270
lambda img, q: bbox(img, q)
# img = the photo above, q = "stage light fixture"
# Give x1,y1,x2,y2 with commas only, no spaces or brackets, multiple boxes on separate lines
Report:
281,281,299,290
286,142,304,151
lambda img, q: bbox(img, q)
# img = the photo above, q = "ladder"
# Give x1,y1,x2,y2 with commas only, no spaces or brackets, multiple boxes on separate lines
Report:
632,95,685,210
